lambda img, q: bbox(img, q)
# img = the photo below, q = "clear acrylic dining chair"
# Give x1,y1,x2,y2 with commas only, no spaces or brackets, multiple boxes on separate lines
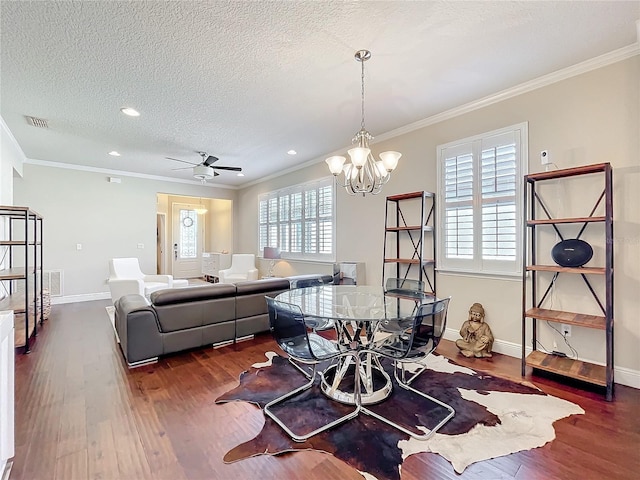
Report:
364,297,455,440
263,297,361,442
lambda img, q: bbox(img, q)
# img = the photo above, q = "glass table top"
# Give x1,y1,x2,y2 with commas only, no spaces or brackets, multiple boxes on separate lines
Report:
274,285,435,323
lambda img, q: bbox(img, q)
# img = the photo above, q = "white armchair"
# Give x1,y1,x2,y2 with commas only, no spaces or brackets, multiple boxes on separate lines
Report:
108,257,173,303
218,254,259,283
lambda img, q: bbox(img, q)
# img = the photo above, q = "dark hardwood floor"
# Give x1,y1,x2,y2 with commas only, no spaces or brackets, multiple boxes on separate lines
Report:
10,300,640,480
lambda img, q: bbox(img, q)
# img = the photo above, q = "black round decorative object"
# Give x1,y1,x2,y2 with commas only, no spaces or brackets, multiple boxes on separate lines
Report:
551,239,593,267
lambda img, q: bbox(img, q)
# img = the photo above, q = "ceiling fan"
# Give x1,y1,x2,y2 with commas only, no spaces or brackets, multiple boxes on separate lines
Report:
166,151,242,181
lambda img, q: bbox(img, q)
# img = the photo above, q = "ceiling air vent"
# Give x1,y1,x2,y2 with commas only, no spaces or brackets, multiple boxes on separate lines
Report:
25,115,49,129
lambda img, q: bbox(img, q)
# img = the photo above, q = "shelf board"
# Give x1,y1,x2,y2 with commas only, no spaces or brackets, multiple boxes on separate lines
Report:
525,163,608,182
0,267,29,280
526,350,606,387
524,308,606,329
386,191,433,201
526,264,605,274
385,226,434,232
527,216,606,226
0,241,42,246
0,291,43,314
384,258,435,265
0,205,44,219
14,310,37,348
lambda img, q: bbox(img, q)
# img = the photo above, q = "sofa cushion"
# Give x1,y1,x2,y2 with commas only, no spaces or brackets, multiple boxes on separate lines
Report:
235,278,291,321
151,284,237,333
150,283,236,305
235,278,291,295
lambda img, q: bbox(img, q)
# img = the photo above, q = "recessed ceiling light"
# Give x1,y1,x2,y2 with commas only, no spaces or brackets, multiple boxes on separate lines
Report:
108,151,121,156
120,107,140,117
237,173,245,177
287,150,297,155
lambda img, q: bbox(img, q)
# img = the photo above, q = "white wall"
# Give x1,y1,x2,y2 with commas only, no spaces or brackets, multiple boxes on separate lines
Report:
13,165,236,302
0,118,25,205
237,56,640,384
0,119,26,299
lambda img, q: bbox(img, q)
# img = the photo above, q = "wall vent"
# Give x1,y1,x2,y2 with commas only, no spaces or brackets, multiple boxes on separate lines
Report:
43,270,63,297
14,270,63,297
25,116,49,129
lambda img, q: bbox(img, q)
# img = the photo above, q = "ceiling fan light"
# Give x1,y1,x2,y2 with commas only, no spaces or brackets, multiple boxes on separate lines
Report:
193,165,214,180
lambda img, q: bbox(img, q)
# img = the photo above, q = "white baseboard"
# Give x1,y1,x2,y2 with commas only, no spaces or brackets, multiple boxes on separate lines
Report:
51,292,111,305
443,328,640,390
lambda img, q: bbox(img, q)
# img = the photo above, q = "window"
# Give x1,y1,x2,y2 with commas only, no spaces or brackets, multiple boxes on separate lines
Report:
436,123,528,276
179,209,198,259
259,177,335,261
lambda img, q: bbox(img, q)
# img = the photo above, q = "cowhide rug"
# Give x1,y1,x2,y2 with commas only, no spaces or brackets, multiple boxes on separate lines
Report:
215,352,583,479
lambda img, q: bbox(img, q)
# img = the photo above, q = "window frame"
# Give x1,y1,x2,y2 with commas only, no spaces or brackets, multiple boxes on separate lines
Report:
436,122,528,277
258,176,336,262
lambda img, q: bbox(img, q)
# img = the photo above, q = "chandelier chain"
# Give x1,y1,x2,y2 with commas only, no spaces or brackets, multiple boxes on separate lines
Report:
360,58,366,131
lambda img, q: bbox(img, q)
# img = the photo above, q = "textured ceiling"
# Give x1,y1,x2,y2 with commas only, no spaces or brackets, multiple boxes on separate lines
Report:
1,1,639,188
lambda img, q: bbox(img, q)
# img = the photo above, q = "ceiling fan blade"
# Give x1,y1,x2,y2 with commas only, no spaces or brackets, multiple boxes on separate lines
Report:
203,155,218,166
212,166,242,172
166,156,197,166
171,166,193,171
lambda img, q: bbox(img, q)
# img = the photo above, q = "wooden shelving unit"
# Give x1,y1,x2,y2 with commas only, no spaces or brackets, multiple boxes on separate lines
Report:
522,163,613,400
382,191,435,295
0,205,44,353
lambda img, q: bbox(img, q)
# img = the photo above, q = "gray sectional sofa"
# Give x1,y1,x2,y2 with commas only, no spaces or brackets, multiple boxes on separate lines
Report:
114,275,331,367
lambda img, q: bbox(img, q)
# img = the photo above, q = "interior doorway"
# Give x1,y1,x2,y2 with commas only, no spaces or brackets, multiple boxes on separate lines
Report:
156,213,166,274
156,194,233,279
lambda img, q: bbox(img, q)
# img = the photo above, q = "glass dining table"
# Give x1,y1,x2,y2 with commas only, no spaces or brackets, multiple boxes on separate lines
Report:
274,285,435,406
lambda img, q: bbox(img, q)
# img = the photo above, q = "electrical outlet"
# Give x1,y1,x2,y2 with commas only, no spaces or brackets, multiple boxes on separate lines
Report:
561,324,572,337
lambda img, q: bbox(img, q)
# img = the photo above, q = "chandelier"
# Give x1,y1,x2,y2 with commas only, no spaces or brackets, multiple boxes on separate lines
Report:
326,49,401,196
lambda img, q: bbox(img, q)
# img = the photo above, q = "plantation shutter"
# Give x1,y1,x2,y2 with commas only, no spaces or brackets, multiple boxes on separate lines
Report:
443,144,474,267
258,177,335,261
437,123,526,276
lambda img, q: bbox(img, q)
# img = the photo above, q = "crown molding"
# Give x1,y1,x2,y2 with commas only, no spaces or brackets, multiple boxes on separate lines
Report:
23,158,239,189
375,43,640,143
264,42,639,185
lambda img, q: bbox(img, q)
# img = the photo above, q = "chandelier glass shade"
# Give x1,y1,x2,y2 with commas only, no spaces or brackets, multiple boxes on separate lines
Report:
326,50,401,196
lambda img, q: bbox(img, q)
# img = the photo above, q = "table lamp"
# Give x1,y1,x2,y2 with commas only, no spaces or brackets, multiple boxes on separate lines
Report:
263,247,281,277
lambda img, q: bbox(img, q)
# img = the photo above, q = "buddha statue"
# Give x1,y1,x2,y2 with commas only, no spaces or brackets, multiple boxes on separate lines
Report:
456,303,494,358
